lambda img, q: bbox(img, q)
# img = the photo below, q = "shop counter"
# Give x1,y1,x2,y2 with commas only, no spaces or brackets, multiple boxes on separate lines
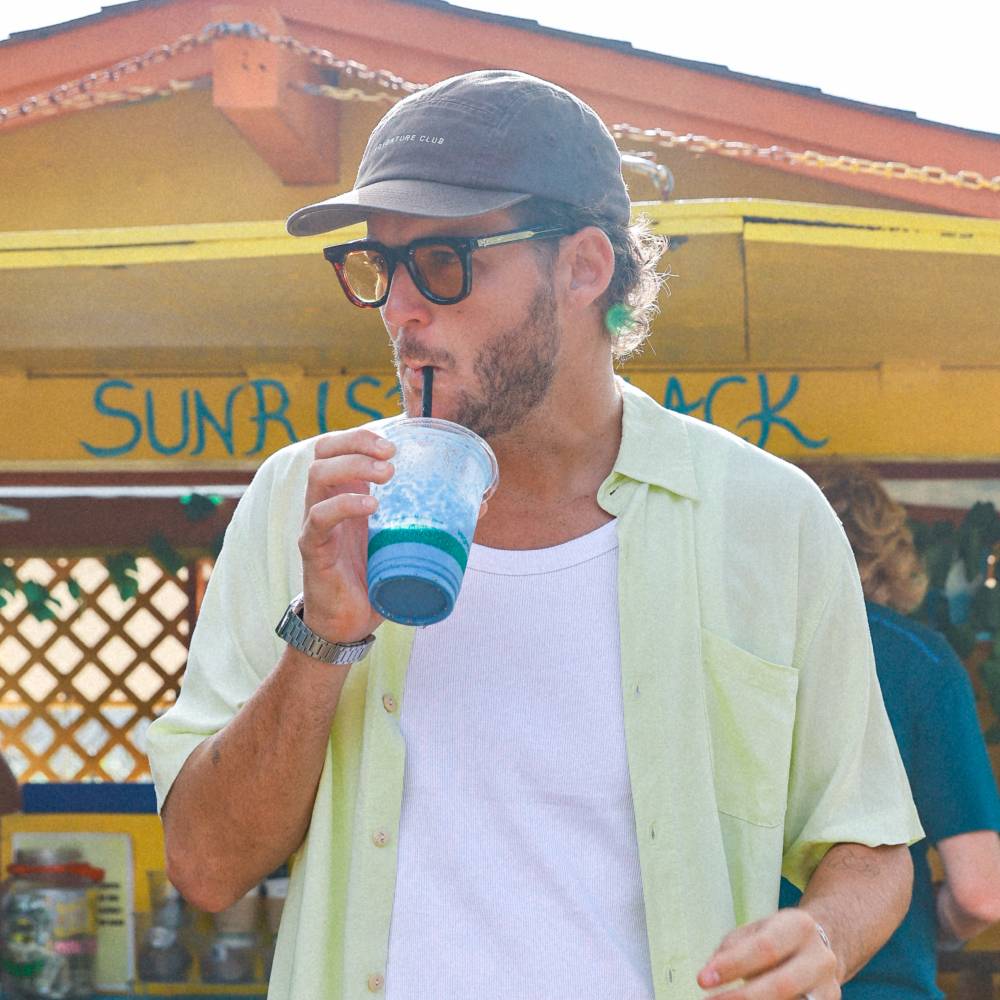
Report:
1,785,271,998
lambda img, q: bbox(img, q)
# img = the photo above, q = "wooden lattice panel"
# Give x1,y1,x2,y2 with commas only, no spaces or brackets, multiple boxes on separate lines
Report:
0,556,208,781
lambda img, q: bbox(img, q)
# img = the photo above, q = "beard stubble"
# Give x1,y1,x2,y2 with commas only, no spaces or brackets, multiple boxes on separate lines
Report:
392,282,561,440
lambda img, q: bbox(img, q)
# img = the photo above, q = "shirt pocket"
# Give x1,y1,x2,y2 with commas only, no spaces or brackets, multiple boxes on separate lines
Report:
702,628,799,828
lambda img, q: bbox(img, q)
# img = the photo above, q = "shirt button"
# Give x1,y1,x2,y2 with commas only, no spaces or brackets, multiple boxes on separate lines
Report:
367,972,385,992
372,830,388,848
382,693,397,713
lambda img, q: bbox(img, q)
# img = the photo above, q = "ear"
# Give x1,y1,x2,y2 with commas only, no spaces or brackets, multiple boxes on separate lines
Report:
560,226,615,308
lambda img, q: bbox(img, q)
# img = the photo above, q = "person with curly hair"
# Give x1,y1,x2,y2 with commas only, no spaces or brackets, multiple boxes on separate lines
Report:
148,71,922,1000
790,462,1000,998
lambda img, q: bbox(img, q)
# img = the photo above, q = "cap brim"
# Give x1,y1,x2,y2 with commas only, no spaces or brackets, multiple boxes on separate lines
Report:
286,179,531,237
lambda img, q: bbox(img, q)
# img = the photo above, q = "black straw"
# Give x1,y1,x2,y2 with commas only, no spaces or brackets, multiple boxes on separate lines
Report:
422,366,433,418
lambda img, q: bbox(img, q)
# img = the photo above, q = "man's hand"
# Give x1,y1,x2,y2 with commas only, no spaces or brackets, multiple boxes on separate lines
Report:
936,830,1000,944
299,428,397,642
697,908,839,999
300,425,489,641
697,843,911,997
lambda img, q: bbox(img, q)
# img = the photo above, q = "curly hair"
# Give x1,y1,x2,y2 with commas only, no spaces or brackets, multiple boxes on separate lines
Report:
510,197,669,360
810,462,928,614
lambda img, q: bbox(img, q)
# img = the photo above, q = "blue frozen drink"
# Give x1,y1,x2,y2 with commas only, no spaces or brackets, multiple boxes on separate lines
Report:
367,417,498,626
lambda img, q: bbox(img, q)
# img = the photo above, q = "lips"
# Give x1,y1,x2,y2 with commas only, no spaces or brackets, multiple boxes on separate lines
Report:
403,363,437,388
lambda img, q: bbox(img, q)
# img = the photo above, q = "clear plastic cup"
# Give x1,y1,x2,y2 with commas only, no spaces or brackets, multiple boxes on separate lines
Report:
367,417,498,626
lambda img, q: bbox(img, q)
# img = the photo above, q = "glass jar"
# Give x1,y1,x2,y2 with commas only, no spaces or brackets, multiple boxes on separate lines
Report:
199,931,257,984
136,872,191,983
0,847,104,1000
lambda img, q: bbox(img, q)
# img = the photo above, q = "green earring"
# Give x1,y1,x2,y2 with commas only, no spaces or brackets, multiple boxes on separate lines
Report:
604,303,633,335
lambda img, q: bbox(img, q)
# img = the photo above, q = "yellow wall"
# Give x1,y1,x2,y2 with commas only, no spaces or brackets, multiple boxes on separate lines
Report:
0,90,379,232
0,367,995,471
0,88,928,237
2,90,999,470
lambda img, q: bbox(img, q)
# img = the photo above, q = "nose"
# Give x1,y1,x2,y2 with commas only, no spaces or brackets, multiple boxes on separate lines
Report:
381,259,432,333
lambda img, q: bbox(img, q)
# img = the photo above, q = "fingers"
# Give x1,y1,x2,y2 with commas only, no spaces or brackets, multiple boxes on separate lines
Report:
300,493,377,551
293,430,399,641
308,453,394,498
699,910,838,1000
701,948,833,1000
314,427,395,462
301,430,396,550
304,430,396,512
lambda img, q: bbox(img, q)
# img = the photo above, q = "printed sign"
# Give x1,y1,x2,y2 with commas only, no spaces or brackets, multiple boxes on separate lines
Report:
0,367,992,468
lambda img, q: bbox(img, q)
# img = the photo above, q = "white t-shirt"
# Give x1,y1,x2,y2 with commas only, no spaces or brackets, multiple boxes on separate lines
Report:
385,519,654,1000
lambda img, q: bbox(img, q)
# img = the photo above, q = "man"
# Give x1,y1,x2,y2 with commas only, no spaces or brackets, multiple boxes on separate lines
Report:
147,70,922,999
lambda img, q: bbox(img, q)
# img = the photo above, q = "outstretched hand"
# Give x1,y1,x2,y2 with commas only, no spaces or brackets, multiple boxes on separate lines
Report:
697,908,840,999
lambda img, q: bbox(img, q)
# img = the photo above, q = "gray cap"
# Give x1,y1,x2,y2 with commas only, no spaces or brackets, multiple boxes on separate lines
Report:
286,69,631,237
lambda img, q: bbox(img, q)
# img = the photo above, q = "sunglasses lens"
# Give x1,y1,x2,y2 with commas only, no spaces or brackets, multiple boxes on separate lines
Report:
412,243,465,301
342,249,389,304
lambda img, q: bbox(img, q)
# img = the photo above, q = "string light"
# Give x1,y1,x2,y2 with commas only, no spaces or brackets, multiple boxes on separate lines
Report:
2,22,998,196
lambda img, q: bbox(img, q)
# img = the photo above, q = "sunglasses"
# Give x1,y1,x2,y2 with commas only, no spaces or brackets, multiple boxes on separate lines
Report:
322,226,569,308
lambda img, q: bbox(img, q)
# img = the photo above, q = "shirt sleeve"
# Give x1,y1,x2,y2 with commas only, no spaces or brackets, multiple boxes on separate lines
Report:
908,656,1000,843
780,491,924,890
144,442,309,813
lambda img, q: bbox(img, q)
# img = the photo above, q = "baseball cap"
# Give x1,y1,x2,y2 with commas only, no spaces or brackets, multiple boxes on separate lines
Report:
286,69,631,237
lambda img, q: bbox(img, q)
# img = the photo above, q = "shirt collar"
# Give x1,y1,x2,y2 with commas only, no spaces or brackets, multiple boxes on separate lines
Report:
609,378,700,500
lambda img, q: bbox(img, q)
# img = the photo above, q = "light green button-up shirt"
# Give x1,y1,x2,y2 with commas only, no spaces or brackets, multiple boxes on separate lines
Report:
148,380,922,1000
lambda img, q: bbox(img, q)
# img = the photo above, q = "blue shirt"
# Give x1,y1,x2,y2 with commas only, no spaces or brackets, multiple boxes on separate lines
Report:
781,601,1000,999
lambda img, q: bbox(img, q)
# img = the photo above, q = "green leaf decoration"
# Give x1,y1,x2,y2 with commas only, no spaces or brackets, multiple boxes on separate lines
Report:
180,492,223,523
21,581,59,607
963,501,998,532
21,580,60,622
105,552,140,602
67,577,83,600
148,533,186,576
0,563,18,599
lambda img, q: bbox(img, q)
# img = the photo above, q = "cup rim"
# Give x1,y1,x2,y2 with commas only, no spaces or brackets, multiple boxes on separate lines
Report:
378,415,499,501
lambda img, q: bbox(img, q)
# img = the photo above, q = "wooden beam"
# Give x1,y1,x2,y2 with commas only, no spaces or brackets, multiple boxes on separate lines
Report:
0,496,237,557
210,4,339,184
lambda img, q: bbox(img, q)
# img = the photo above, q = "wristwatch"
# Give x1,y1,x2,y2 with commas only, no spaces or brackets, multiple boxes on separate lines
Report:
275,594,375,665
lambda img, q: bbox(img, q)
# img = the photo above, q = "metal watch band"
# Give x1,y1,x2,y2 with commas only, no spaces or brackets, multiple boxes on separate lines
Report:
274,594,375,665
